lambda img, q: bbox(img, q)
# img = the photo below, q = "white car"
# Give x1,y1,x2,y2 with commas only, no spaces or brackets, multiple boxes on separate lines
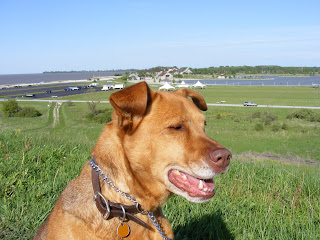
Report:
114,84,124,89
243,101,258,107
101,85,114,91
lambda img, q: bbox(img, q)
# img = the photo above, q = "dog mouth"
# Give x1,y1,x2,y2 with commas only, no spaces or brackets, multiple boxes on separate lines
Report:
168,169,215,199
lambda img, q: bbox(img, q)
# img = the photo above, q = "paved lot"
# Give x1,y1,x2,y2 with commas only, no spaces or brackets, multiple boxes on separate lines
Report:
0,83,103,99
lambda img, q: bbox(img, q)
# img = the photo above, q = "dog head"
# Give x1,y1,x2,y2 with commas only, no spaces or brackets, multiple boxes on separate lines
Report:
107,82,231,204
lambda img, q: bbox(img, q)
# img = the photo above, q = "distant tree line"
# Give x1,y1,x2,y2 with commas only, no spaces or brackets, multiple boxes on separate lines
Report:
44,66,319,76
190,66,320,76
146,66,188,71
43,69,137,74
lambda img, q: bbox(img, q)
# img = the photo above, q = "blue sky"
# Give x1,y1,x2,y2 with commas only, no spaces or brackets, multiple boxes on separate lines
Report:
1,0,319,74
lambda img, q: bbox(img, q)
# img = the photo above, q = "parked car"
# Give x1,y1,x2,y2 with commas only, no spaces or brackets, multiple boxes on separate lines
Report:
25,94,35,97
69,87,80,90
101,85,114,91
114,84,124,89
46,90,52,93
51,95,58,98
243,101,258,107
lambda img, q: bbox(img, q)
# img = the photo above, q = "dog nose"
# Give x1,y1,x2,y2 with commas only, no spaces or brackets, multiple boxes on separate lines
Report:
209,148,232,168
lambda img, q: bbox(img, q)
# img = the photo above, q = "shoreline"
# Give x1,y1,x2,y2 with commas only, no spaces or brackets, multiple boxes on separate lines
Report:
0,76,120,88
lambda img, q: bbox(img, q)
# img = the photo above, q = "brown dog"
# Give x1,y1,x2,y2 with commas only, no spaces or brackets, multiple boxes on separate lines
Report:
33,82,231,240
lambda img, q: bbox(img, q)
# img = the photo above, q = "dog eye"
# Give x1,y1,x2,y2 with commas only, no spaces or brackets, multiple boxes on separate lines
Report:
169,125,185,131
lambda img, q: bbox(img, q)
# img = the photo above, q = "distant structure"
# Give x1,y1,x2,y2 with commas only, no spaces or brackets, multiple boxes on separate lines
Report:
129,67,192,83
217,74,226,79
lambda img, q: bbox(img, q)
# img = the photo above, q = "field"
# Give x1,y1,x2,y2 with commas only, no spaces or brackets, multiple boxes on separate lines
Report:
46,84,320,107
0,85,320,239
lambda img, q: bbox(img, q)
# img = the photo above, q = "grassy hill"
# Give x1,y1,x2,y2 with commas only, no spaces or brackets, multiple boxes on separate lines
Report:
0,86,319,239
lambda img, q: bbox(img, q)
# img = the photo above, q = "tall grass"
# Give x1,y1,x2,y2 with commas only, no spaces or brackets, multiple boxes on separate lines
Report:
1,130,319,239
0,131,90,239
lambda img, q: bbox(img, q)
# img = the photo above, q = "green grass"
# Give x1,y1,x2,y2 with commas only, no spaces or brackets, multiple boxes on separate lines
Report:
164,159,320,239
204,107,320,161
43,85,320,107
0,88,320,239
199,85,320,107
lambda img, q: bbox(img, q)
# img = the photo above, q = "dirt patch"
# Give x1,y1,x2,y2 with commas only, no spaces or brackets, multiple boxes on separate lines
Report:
53,103,61,127
235,151,319,166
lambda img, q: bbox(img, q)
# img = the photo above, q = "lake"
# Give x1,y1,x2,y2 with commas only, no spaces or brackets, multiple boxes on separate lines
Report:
0,71,125,86
0,72,319,86
184,76,320,86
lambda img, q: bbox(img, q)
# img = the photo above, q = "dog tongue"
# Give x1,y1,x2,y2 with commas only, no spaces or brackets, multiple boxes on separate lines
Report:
168,169,215,198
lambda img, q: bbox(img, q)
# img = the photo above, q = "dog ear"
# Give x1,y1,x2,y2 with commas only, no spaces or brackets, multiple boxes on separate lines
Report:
109,82,151,131
174,88,207,111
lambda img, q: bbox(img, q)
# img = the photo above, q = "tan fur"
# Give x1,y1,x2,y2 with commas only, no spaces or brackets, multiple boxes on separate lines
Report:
33,82,231,240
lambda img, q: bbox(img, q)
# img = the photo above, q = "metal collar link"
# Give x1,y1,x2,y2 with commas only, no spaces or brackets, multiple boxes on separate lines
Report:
94,191,111,219
90,159,172,240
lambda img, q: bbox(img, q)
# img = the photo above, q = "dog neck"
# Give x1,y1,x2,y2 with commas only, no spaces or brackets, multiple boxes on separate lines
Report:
90,158,172,240
91,158,149,229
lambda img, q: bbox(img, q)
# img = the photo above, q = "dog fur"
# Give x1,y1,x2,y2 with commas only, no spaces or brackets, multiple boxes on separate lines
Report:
33,82,231,240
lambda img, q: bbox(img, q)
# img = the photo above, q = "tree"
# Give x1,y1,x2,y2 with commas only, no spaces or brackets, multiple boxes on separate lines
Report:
2,99,21,117
2,99,42,117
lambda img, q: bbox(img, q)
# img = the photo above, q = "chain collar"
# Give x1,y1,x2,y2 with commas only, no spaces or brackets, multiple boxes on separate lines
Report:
90,159,172,240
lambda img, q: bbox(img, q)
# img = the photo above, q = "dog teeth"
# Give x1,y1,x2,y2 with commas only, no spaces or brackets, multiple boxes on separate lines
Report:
203,187,208,192
198,180,204,190
173,170,187,181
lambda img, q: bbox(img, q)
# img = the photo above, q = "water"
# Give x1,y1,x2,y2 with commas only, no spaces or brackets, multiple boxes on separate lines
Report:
0,72,319,86
184,76,320,86
0,71,126,85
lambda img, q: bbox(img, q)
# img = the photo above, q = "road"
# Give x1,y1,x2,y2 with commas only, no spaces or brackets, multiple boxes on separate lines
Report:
1,99,319,110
